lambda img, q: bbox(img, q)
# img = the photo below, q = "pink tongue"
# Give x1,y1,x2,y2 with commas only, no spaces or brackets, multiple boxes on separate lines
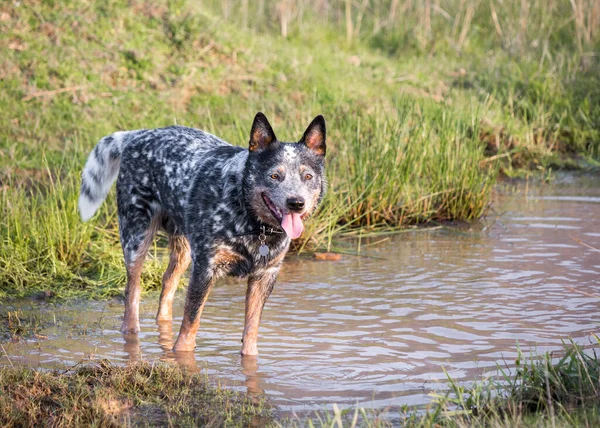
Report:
281,213,304,239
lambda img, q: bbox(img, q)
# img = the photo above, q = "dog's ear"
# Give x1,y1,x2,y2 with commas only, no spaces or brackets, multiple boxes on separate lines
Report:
249,112,278,152
300,115,326,157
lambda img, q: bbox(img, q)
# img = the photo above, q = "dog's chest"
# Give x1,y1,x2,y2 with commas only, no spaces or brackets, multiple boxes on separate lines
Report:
211,236,288,278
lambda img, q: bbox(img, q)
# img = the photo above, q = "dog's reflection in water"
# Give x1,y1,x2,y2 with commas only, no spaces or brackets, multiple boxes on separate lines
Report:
121,323,265,398
156,320,199,372
122,333,142,362
241,355,265,399
121,321,196,370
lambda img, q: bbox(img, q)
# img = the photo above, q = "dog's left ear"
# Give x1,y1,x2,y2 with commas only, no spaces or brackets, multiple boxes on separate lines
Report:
300,115,326,157
249,112,278,152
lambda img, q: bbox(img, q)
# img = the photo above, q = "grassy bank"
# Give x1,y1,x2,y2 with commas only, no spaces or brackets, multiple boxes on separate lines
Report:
1,0,599,299
0,360,271,427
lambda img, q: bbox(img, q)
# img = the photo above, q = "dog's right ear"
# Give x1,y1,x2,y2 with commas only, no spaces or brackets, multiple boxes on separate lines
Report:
249,112,278,152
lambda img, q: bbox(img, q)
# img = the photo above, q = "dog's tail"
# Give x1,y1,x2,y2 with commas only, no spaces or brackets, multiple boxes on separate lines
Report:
78,130,137,221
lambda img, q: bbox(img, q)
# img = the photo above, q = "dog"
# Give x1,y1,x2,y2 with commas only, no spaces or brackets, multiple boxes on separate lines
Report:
78,112,326,355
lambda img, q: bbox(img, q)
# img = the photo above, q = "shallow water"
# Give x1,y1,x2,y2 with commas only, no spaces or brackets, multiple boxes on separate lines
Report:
2,175,599,416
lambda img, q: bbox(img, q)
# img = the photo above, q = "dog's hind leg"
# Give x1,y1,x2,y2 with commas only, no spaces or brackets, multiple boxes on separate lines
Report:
173,259,215,352
241,268,279,356
119,212,160,334
156,235,191,322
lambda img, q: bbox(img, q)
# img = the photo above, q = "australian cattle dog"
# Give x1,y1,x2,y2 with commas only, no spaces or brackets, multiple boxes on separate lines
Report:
78,113,326,355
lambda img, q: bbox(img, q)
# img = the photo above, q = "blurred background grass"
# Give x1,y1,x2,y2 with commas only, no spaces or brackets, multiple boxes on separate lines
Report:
1,0,598,299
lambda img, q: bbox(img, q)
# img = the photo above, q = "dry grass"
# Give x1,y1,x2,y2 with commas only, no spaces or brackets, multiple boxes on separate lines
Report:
0,360,271,427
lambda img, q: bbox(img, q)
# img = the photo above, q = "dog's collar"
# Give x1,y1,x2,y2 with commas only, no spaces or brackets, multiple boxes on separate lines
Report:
234,225,284,238
234,225,285,258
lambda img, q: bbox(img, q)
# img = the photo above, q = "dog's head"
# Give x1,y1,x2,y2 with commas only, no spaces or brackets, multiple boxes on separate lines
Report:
243,112,326,239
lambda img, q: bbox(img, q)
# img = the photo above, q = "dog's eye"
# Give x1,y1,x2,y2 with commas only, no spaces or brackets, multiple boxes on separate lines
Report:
304,173,313,180
270,173,279,180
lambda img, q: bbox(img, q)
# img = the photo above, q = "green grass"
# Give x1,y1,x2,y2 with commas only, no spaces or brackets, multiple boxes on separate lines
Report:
424,340,600,427
0,360,272,427
296,340,600,427
1,3,598,424
0,0,598,299
0,159,170,300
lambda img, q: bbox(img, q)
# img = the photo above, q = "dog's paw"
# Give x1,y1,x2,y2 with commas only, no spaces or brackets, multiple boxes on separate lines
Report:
120,323,140,334
241,344,259,356
173,337,196,352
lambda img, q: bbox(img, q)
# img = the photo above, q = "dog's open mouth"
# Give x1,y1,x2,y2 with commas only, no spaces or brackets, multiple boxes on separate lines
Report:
261,193,304,239
261,193,283,222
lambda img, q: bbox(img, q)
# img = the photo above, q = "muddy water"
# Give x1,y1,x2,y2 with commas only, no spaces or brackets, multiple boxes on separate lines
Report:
2,175,599,415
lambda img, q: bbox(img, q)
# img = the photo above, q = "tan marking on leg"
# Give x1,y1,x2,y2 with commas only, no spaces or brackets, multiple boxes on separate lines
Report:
241,287,263,355
120,216,160,334
241,270,278,356
172,311,203,352
120,258,144,334
173,302,207,351
157,236,191,321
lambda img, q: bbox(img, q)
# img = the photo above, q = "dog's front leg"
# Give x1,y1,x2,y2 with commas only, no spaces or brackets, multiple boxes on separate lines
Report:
241,268,279,356
173,263,215,352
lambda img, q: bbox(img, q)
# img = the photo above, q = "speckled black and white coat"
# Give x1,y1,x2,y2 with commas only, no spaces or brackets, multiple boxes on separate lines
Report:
79,113,326,355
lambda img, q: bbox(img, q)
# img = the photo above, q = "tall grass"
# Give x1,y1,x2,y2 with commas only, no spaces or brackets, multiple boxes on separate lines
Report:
0,159,165,300
331,102,494,226
302,101,495,250
0,100,495,297
203,0,600,52
201,0,600,162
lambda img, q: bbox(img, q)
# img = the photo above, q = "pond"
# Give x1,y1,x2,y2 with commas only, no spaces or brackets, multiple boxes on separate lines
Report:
2,174,599,417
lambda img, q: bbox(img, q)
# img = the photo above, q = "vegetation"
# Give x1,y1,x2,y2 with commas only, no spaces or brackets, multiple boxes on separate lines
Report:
1,3,598,425
298,340,600,427
0,0,598,298
0,309,55,342
0,360,271,427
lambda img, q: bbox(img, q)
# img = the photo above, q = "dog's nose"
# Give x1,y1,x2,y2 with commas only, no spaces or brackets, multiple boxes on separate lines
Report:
286,197,305,212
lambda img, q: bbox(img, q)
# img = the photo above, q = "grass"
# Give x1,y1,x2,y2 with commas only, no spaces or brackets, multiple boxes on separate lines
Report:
1,3,598,424
0,360,272,427
424,340,600,427
292,340,600,427
0,309,54,342
0,0,598,298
